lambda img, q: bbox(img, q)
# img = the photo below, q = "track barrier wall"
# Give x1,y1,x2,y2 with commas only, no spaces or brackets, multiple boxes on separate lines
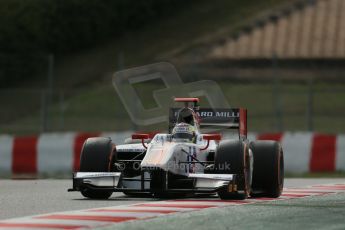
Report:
0,132,344,176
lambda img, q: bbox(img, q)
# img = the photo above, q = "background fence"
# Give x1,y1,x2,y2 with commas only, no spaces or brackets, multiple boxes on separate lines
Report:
1,71,344,135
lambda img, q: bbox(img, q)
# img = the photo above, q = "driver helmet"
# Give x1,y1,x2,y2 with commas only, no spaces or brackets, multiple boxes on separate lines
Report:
177,108,195,125
172,122,195,142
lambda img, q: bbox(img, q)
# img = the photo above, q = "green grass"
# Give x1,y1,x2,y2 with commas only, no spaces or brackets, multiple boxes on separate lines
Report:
3,81,344,135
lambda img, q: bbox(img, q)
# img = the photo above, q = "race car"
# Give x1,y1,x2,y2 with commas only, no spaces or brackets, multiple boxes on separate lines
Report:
68,97,284,200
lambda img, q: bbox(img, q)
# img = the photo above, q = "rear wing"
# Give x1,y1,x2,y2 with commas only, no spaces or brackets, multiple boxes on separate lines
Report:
169,107,247,140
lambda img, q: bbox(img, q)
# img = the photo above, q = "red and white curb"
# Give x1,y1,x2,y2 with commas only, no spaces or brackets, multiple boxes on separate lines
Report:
0,132,344,175
0,183,344,229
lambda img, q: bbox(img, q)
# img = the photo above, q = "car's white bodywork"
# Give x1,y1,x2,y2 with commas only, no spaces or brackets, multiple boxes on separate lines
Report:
140,134,215,175
73,133,235,191
70,98,250,195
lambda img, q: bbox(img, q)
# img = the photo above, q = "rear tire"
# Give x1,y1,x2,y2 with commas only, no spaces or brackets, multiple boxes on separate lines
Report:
79,137,115,199
214,140,251,200
250,141,284,198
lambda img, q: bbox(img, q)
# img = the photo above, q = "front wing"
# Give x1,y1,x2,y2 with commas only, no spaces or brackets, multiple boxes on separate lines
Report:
68,172,238,194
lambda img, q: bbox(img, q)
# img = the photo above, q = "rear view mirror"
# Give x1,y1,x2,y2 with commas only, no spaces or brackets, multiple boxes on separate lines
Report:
132,133,149,148
201,134,221,150
132,133,149,140
203,134,222,141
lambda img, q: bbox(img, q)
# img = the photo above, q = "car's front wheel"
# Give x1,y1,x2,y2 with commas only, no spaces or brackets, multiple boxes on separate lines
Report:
79,137,115,199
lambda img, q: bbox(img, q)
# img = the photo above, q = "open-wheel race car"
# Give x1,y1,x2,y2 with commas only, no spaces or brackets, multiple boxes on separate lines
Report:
68,98,284,200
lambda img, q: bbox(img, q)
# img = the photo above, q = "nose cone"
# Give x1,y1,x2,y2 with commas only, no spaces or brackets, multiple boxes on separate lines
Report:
140,142,176,170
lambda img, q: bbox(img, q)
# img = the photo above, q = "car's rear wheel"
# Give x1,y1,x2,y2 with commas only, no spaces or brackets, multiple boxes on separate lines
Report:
214,140,251,200
79,137,115,199
250,140,284,198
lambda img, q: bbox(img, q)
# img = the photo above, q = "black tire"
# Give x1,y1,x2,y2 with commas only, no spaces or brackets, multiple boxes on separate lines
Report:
214,140,251,200
79,137,115,199
250,140,284,198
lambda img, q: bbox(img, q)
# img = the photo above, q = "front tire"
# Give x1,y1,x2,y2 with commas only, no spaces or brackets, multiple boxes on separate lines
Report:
79,137,115,199
214,140,251,200
250,141,284,198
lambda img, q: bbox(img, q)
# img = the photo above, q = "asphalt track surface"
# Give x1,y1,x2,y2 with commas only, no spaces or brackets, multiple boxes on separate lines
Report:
0,178,344,229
